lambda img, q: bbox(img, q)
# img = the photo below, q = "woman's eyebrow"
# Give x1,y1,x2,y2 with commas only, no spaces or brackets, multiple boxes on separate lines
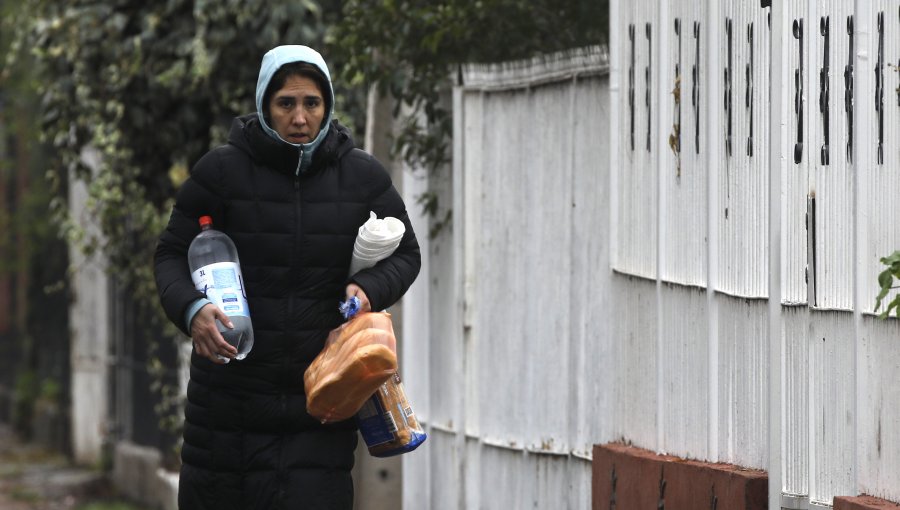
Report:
277,91,322,98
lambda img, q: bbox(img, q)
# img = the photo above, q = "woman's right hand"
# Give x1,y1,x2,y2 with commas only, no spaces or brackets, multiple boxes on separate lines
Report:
190,303,238,363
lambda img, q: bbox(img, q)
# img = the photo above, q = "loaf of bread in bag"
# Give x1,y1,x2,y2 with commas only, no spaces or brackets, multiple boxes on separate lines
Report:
305,313,398,423
328,312,396,350
366,373,424,457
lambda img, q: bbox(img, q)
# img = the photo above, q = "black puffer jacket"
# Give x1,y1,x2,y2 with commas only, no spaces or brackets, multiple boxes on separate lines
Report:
154,114,421,510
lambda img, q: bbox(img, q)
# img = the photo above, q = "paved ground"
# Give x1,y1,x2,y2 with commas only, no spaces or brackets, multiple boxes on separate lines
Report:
0,425,143,510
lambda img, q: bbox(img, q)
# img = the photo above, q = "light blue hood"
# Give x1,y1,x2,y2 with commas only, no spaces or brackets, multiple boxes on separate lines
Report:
255,45,335,174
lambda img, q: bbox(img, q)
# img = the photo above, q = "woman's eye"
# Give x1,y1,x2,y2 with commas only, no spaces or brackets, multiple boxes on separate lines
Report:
304,98,321,109
278,99,294,109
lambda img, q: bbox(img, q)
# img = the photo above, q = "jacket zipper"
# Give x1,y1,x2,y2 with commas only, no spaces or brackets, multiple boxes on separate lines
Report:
295,147,303,176
284,149,303,421
273,147,303,499
287,146,303,382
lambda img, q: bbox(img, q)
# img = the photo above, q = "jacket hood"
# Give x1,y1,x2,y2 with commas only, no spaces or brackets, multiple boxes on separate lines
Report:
255,45,335,174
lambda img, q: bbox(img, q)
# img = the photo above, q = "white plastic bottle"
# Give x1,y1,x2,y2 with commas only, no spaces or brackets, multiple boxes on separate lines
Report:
188,216,254,362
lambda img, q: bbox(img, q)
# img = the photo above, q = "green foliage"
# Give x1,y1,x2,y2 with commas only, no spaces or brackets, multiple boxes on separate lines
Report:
328,0,608,234
8,0,340,439
875,250,900,319
1,0,62,283
13,0,352,282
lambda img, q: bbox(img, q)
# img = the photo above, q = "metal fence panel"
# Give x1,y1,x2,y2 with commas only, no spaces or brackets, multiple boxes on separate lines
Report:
400,155,432,424
717,1,771,299
611,275,659,449
417,48,611,508
659,284,709,458
468,84,575,450
715,296,768,470
859,317,900,503
782,1,811,306
813,0,855,311
426,430,462,510
424,176,459,433
614,1,659,278
660,0,709,287
570,77,615,457
783,305,810,497
865,1,900,315
809,311,856,504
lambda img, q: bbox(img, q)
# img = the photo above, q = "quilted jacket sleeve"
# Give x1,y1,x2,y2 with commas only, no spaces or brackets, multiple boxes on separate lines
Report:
154,149,227,336
347,152,422,312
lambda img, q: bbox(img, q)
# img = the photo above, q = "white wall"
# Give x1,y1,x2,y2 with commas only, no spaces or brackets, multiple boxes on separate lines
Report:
403,2,900,507
403,47,610,510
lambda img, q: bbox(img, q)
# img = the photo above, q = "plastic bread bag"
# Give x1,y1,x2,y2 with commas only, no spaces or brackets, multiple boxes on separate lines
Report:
356,372,427,457
336,298,428,457
304,312,398,423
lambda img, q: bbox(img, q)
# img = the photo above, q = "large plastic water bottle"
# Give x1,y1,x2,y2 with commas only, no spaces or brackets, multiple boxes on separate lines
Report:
187,215,254,362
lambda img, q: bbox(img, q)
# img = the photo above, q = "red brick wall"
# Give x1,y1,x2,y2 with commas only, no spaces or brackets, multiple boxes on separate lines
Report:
834,496,900,510
592,443,767,510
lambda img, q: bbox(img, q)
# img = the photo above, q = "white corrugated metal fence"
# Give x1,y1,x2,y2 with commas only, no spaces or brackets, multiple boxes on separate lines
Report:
398,1,900,508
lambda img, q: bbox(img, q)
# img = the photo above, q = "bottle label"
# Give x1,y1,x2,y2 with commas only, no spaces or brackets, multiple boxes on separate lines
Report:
191,262,250,317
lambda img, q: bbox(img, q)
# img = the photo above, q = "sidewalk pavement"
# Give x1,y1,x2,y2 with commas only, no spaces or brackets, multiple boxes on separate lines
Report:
0,423,132,510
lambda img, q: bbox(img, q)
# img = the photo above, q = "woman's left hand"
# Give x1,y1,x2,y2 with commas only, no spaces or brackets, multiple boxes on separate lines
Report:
345,283,372,314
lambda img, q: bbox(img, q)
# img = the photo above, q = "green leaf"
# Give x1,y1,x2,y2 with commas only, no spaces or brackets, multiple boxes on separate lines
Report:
884,298,900,319
880,250,900,267
877,269,894,294
876,254,900,316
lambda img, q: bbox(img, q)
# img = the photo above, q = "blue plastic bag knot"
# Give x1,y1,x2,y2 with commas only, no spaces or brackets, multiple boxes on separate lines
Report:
339,296,361,320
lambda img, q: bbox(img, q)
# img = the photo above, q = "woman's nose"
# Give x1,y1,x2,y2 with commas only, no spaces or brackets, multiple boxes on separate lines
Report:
292,111,307,126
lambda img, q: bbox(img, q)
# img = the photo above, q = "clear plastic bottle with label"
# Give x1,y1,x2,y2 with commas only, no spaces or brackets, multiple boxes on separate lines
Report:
187,216,254,362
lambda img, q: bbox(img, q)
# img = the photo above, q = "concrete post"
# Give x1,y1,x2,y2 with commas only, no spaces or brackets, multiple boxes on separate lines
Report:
69,146,112,466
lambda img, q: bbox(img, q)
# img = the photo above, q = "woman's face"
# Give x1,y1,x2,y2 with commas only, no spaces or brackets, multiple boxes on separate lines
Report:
268,74,325,144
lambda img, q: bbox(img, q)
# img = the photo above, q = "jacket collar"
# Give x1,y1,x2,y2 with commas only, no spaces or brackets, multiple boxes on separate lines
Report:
229,114,355,176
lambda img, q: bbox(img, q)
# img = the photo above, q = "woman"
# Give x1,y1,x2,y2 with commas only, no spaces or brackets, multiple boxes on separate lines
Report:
154,45,421,509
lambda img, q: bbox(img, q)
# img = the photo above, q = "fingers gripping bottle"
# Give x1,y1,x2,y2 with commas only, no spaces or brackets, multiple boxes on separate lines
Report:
188,216,254,362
